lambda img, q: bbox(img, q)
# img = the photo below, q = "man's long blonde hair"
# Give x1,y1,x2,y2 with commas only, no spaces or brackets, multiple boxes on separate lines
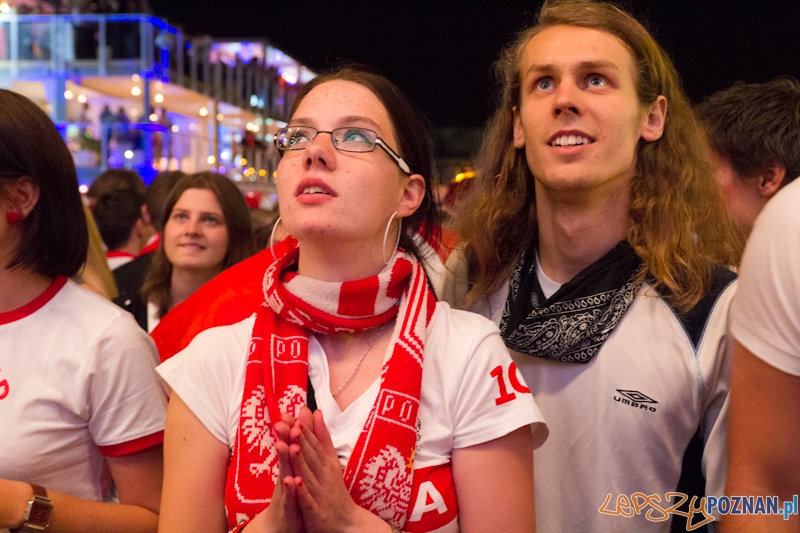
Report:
456,0,743,312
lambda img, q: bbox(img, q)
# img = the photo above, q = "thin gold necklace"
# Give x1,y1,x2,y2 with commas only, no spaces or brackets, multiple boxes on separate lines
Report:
331,323,386,398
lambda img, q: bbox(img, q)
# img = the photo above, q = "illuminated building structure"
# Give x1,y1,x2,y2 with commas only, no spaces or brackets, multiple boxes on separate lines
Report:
0,3,314,188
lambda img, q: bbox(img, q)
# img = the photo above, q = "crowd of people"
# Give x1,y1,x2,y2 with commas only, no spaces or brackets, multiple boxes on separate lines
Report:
1,1,799,532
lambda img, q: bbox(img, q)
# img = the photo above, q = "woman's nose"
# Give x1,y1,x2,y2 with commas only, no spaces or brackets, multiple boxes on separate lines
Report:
303,132,337,170
185,216,202,235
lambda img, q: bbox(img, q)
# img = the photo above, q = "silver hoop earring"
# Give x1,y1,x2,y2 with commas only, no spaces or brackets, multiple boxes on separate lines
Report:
270,216,282,261
382,211,401,265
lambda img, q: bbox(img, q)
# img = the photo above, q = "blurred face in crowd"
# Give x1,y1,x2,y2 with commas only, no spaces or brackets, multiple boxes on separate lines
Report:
164,187,229,275
513,25,665,197
707,148,782,235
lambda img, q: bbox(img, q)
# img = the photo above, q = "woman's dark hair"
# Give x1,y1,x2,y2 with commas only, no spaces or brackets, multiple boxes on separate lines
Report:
0,89,88,277
141,171,254,317
287,66,441,263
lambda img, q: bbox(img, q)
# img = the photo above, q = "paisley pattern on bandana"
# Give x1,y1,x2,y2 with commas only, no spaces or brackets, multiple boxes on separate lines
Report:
501,239,642,364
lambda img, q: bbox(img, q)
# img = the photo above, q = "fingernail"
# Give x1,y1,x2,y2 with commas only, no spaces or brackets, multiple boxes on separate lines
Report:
297,478,303,487
298,422,304,430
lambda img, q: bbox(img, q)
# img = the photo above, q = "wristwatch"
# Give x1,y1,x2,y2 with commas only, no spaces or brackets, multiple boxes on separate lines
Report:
11,484,52,532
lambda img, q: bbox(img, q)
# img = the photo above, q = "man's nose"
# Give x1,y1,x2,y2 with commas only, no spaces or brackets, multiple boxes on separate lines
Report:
553,79,582,116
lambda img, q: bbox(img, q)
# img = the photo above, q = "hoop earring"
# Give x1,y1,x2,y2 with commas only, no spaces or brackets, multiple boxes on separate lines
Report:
270,216,282,261
382,211,401,265
6,211,21,224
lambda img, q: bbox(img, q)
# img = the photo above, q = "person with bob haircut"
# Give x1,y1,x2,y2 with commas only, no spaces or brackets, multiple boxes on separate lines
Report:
696,76,800,237
116,171,254,332
0,90,166,531
440,1,743,531
157,66,547,533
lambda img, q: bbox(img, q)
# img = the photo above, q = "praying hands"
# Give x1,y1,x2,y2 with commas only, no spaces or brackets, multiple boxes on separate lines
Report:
247,408,392,533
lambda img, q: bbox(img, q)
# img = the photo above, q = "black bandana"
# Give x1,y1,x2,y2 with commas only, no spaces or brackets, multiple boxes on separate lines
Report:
500,238,643,363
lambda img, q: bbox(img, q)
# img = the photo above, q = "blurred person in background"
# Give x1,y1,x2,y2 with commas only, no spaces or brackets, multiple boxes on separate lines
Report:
93,189,148,270
696,76,800,237
114,170,185,296
0,89,165,532
75,203,120,299
115,171,254,332
86,167,146,208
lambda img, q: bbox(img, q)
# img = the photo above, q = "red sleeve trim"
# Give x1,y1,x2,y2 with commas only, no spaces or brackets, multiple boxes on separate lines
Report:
0,275,68,325
99,431,164,457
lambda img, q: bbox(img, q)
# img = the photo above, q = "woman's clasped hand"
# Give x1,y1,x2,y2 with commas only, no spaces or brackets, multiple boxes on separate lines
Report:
251,408,389,533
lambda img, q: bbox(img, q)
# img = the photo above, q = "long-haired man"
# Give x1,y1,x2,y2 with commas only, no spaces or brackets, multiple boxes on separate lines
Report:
442,1,743,531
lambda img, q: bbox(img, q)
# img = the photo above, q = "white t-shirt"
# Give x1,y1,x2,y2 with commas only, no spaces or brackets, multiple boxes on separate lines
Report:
158,302,547,533
439,251,736,532
147,299,161,333
0,277,167,502
535,252,562,299
730,178,800,376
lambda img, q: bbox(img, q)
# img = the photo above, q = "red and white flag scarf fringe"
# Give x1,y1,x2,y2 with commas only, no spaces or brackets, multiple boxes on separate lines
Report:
225,239,436,530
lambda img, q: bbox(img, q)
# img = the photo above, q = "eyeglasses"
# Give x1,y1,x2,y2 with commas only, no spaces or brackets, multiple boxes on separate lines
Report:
274,126,412,175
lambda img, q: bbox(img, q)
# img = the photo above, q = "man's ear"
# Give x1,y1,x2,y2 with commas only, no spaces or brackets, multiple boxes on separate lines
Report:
133,217,146,240
397,173,426,218
641,95,667,142
758,164,787,200
141,204,153,226
513,106,526,149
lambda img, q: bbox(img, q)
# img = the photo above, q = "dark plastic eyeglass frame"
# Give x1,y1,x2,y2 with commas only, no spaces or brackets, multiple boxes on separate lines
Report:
274,126,412,175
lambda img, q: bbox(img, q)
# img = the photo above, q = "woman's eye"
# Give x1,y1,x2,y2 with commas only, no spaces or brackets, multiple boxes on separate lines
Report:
203,216,222,226
289,130,313,145
339,129,372,146
172,212,187,221
343,129,368,142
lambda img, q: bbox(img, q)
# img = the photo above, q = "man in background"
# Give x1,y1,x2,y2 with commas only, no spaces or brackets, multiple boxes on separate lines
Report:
92,189,147,270
697,76,800,236
113,170,184,296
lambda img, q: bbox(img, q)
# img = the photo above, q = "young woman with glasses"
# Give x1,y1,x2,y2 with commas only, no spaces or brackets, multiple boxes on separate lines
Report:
157,68,547,533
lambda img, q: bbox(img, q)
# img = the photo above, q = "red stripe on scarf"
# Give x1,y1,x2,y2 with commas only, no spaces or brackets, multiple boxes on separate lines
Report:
225,241,435,531
338,276,380,317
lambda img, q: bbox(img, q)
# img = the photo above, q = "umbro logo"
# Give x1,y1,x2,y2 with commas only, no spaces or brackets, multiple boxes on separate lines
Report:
613,389,658,412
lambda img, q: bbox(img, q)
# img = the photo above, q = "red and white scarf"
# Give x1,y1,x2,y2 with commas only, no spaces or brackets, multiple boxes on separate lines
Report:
225,239,436,530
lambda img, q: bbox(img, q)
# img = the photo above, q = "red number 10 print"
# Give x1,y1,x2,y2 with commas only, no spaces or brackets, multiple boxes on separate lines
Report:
490,362,530,405
0,369,8,401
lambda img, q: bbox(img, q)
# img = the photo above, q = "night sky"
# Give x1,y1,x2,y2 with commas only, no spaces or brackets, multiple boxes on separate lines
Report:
148,0,800,130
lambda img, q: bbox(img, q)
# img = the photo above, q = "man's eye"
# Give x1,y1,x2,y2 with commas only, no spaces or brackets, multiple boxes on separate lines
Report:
588,75,607,87
535,78,554,90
